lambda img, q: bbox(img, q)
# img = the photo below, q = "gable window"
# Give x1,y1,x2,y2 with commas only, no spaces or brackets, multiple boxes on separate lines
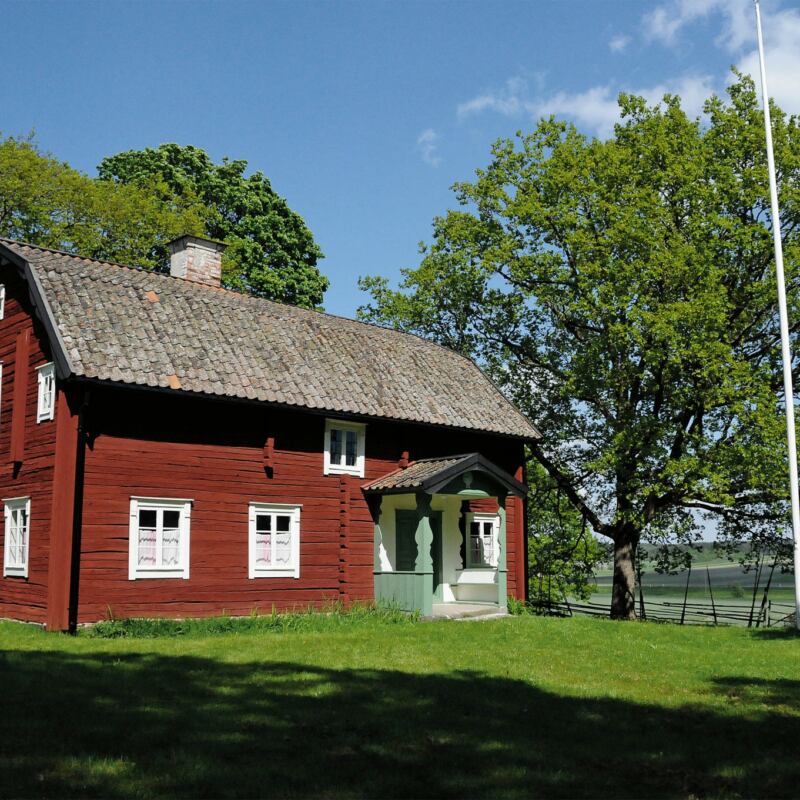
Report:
36,363,55,423
324,419,365,477
249,503,301,578
3,496,30,578
128,497,191,579
467,513,499,568
0,284,5,319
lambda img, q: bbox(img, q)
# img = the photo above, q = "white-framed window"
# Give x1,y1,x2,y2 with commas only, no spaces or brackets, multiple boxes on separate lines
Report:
128,497,191,580
0,284,6,320
249,503,301,578
36,363,55,423
467,512,499,568
323,419,366,477
3,496,30,578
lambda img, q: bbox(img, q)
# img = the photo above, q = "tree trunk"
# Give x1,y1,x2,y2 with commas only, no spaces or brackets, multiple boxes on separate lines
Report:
611,531,638,620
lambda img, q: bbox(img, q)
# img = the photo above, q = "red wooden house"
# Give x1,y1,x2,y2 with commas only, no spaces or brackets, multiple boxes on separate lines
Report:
0,236,538,631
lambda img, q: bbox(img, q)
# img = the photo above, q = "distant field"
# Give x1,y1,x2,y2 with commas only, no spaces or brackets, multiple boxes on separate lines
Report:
593,542,795,593
573,543,797,625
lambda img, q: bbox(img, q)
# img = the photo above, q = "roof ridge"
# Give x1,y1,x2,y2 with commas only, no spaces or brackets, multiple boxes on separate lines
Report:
410,453,475,464
0,237,515,370
0,237,538,440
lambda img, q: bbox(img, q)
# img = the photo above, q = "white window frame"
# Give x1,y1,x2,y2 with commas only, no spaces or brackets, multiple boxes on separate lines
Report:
466,512,500,568
128,497,192,580
323,419,366,477
36,362,55,423
3,496,30,578
0,284,5,320
248,502,301,579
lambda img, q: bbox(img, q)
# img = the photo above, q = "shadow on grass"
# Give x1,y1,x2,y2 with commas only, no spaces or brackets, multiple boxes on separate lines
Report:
2,650,799,799
711,676,800,708
749,627,800,640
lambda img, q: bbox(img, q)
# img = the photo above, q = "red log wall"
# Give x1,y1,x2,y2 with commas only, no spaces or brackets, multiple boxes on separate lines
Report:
0,264,528,626
75,386,527,623
0,270,59,624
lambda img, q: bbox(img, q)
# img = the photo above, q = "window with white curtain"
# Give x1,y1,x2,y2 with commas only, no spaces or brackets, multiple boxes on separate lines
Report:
467,513,499,568
128,497,191,579
249,503,301,578
3,496,30,577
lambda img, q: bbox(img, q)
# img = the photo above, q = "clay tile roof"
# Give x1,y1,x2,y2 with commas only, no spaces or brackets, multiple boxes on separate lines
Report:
364,455,471,492
0,239,539,439
362,453,528,496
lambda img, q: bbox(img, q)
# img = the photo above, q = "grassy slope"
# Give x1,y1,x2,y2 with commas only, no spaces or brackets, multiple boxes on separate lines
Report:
2,616,799,799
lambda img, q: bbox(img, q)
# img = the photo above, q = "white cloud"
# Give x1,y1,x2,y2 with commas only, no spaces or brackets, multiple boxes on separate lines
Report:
644,0,800,113
736,5,800,114
536,74,714,138
416,128,442,167
608,33,630,53
456,73,715,139
643,0,733,46
457,76,530,118
456,1,800,138
535,86,620,136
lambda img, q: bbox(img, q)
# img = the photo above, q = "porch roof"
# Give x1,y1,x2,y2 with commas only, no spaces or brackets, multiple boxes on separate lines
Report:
362,452,527,497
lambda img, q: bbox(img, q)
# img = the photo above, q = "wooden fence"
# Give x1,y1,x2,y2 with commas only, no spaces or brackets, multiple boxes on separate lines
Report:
533,596,796,627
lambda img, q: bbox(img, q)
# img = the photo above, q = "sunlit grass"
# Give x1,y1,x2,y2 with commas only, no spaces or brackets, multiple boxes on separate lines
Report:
2,614,798,798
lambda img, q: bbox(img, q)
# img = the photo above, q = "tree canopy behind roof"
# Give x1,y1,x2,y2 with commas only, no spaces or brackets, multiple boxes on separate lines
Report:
98,144,328,308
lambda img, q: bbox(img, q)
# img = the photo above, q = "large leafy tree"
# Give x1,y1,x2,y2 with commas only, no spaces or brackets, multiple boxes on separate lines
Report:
359,74,799,619
526,460,607,607
98,144,328,308
0,135,204,266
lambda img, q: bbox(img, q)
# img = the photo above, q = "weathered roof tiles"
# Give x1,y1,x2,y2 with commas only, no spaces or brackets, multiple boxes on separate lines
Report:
0,239,539,439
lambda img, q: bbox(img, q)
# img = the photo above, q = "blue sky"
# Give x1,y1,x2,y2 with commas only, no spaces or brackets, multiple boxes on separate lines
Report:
2,0,799,316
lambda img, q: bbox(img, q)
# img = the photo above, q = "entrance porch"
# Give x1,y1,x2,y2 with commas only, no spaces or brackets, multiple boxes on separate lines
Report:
363,453,527,617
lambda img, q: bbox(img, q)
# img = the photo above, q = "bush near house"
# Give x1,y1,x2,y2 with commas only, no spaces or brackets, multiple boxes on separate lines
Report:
2,614,799,799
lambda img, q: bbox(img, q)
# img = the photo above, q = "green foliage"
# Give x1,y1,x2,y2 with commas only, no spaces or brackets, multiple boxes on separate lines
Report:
506,595,529,615
0,134,205,266
84,601,416,638
359,74,800,609
98,143,328,308
527,459,607,605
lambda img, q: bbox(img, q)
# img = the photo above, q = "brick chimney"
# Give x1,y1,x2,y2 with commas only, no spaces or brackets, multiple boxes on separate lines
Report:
168,235,226,287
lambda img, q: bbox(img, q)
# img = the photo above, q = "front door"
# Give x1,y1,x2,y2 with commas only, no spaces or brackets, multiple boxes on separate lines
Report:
431,511,443,602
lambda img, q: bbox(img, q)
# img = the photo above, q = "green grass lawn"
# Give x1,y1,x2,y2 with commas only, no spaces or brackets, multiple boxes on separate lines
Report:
2,613,799,799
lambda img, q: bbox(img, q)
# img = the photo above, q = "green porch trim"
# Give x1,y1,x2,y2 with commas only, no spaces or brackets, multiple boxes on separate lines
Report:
373,492,437,616
413,492,434,615
497,494,508,608
370,495,383,573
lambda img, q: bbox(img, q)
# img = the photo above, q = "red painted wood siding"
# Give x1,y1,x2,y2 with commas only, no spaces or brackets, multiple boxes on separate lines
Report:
0,270,59,624
76,386,527,623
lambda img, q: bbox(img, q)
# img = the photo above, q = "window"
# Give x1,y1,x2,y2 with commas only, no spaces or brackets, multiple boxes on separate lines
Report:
128,497,191,579
249,503,301,578
3,496,30,577
323,419,365,477
37,363,55,423
0,284,5,320
467,513,499,568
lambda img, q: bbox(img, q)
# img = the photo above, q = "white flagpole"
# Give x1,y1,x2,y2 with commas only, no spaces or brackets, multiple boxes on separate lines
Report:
754,0,800,629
